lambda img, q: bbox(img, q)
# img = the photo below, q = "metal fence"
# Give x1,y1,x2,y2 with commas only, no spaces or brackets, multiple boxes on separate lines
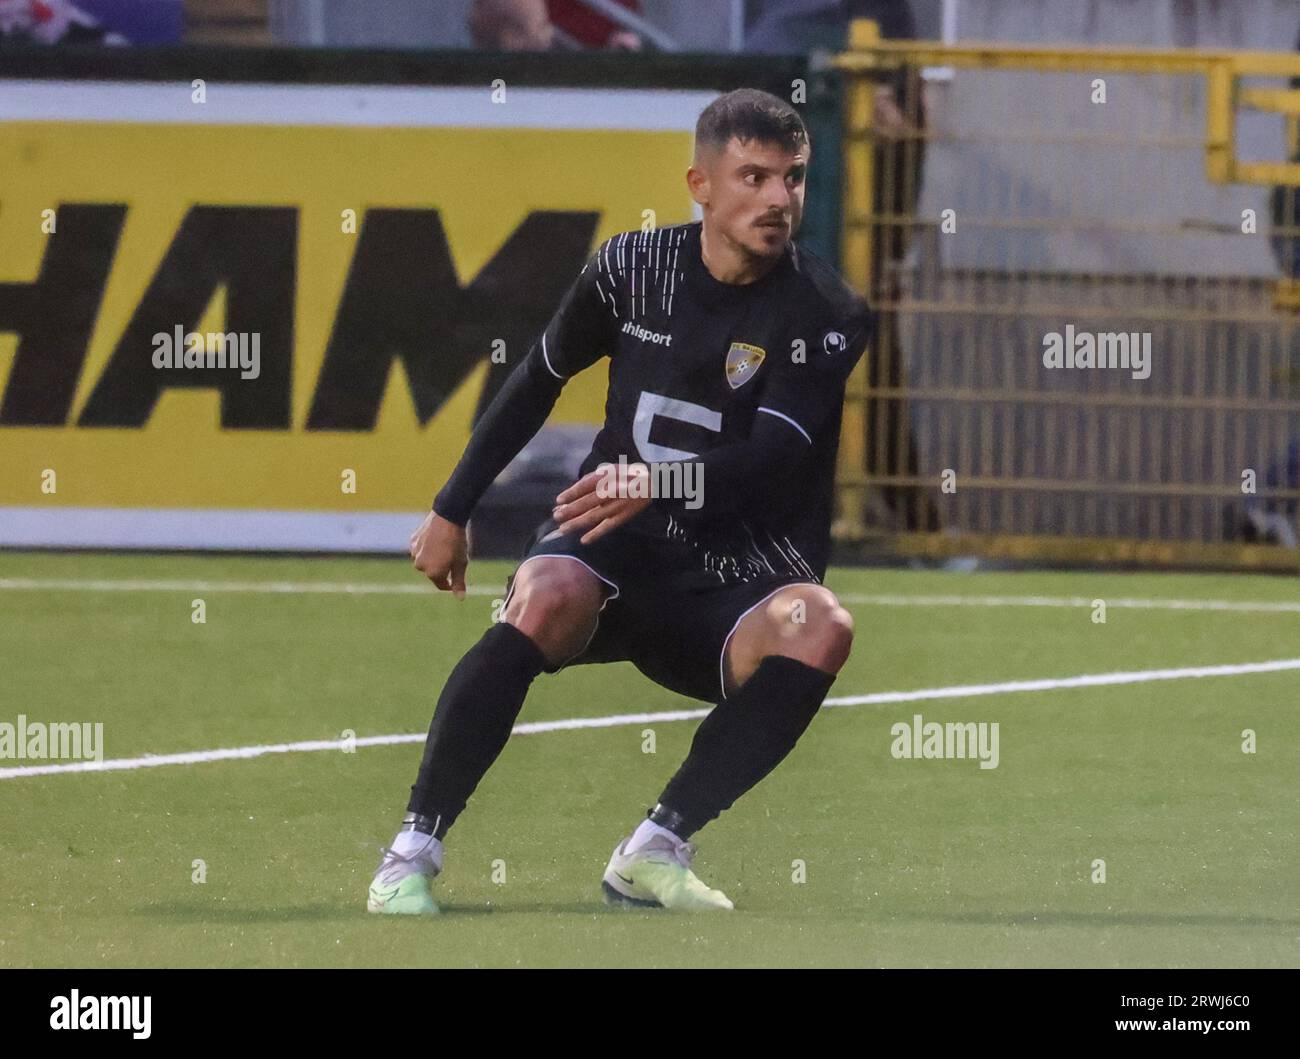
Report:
831,19,1300,570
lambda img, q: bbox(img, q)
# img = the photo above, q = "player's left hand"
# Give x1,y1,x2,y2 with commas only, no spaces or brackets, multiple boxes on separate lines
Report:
553,461,653,544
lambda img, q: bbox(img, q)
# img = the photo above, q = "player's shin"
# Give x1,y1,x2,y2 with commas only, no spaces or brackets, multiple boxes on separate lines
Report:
652,654,837,838
404,620,550,839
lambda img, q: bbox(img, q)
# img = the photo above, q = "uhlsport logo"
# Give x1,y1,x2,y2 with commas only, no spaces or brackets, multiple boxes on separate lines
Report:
725,342,766,389
621,321,672,346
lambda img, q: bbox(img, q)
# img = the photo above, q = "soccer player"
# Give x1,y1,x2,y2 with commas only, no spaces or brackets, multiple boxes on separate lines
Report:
368,87,874,914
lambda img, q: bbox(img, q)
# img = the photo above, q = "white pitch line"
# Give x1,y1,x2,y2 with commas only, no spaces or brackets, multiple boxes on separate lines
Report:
825,656,1300,706
0,577,437,596
837,592,1300,614
2,657,1297,781
2,577,1300,614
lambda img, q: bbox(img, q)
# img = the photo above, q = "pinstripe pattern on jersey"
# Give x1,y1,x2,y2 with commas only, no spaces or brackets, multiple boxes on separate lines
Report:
598,225,691,320
663,512,820,586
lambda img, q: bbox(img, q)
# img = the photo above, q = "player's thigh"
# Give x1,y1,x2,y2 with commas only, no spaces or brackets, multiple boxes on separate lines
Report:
614,577,820,704
502,555,610,662
723,583,854,691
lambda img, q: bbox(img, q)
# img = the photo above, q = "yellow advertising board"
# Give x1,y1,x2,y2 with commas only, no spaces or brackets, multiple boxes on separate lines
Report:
0,82,711,548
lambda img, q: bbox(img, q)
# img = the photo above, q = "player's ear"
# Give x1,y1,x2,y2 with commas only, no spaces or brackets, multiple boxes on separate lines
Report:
686,164,709,207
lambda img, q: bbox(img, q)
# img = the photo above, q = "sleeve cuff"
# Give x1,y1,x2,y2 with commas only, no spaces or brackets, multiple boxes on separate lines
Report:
431,494,469,528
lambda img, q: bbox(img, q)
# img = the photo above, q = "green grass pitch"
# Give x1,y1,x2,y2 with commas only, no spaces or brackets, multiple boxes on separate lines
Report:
0,550,1296,967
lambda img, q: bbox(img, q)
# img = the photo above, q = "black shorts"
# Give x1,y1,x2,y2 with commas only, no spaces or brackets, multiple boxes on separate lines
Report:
501,507,819,704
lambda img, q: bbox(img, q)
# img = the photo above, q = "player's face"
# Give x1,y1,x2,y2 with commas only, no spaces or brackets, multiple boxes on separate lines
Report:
691,136,809,259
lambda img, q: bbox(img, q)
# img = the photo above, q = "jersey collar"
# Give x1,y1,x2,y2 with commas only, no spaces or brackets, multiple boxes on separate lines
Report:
685,221,794,302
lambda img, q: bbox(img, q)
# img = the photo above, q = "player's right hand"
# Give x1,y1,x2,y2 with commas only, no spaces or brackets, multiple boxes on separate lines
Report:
409,510,469,599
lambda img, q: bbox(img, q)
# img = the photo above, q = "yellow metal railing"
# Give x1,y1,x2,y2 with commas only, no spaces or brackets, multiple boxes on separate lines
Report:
830,20,1300,570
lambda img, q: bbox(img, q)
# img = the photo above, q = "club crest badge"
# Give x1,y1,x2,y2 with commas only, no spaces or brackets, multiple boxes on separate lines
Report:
724,342,766,390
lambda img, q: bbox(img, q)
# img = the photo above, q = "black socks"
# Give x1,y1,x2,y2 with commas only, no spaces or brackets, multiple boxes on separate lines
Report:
407,628,835,844
653,654,837,839
406,621,549,838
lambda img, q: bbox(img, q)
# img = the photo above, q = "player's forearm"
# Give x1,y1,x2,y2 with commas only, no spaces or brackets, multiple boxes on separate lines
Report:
432,349,565,526
652,417,805,520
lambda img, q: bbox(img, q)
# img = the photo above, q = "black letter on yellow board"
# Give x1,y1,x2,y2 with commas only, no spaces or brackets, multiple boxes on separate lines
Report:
0,204,126,426
306,209,598,431
78,206,295,429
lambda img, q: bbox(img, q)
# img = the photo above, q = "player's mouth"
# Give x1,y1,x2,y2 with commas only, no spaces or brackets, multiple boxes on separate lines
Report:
755,217,789,245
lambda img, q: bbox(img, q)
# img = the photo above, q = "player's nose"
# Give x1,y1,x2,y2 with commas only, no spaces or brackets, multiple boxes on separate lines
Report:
763,183,791,210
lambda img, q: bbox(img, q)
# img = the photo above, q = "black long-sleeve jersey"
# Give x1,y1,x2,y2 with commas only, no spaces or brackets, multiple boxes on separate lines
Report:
434,220,875,584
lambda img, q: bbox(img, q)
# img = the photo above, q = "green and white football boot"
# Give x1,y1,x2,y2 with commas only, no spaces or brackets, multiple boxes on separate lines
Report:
366,832,442,916
602,832,734,911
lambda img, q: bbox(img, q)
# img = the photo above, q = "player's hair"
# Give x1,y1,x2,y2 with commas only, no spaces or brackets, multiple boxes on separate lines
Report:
694,88,809,156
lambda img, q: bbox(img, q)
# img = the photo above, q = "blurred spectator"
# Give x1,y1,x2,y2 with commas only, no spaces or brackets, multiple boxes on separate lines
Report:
0,0,127,43
469,0,642,51
746,0,911,53
1235,440,1299,548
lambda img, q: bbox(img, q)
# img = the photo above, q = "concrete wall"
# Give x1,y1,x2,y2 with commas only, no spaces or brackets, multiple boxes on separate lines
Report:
917,0,1300,277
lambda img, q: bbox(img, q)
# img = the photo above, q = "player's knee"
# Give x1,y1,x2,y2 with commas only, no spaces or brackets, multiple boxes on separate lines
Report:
503,561,604,645
766,588,853,672
815,605,855,672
